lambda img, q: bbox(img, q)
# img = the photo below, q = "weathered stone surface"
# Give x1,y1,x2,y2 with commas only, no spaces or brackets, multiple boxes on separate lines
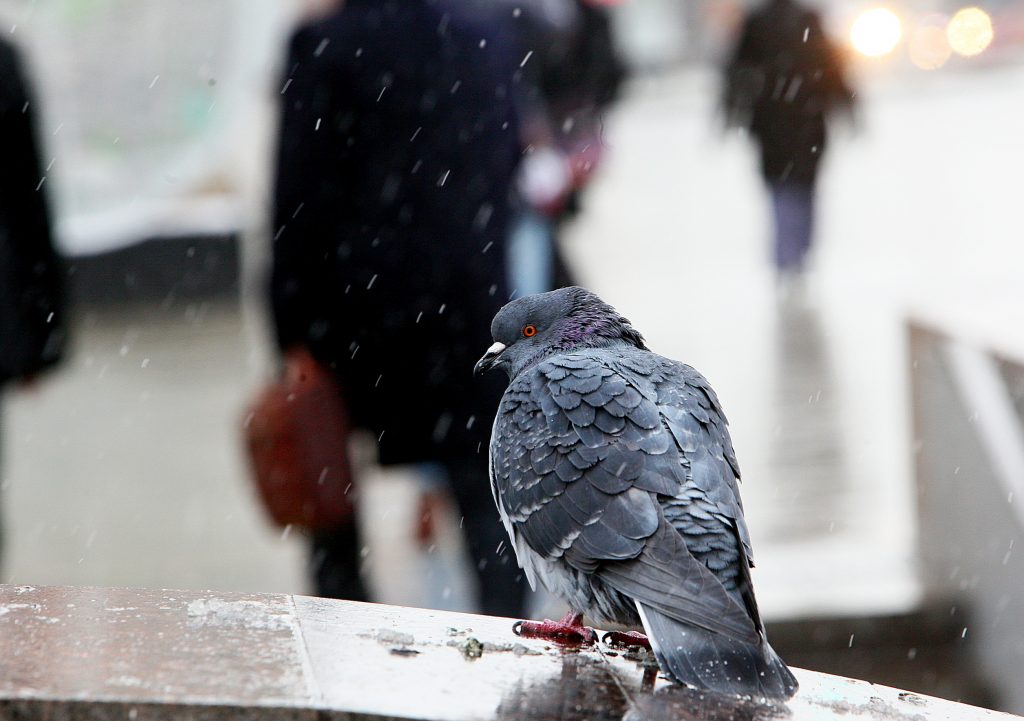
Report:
1,584,1018,721
0,584,316,719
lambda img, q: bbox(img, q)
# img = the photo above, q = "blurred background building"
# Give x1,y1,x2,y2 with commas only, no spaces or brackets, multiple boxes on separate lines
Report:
1,0,1022,713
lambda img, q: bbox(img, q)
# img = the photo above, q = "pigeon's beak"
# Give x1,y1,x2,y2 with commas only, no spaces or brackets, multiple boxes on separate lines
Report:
474,342,506,376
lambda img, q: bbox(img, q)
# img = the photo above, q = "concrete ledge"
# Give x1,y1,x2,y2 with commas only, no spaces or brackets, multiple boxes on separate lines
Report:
1,584,1017,721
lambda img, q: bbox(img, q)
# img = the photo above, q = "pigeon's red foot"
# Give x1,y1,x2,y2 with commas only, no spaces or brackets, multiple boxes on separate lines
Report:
602,630,652,650
512,612,597,645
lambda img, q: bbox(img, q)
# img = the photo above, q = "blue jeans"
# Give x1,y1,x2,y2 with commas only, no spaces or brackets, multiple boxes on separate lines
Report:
769,182,815,272
506,208,554,297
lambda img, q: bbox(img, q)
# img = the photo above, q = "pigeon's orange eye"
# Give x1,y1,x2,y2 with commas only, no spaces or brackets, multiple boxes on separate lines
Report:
522,324,537,338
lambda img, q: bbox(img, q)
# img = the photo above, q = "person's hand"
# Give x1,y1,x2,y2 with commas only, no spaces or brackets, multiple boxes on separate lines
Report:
517,146,573,218
414,489,449,547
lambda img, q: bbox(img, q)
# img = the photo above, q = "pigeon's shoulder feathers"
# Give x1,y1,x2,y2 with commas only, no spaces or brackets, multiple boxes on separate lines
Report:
639,354,752,559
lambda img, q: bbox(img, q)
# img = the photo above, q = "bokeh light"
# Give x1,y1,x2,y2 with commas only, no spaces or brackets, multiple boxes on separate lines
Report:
947,7,994,57
909,17,952,70
851,8,903,57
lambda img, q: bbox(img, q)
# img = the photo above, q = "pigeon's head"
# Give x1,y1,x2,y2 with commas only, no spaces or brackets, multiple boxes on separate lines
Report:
474,286,646,378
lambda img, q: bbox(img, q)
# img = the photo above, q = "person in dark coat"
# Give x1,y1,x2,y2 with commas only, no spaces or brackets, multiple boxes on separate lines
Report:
0,36,67,562
722,0,855,277
506,0,625,294
514,0,625,169
270,0,527,614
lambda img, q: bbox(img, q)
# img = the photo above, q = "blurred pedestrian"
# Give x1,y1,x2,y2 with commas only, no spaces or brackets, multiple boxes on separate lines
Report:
506,0,626,295
270,0,527,614
722,0,855,281
0,36,67,563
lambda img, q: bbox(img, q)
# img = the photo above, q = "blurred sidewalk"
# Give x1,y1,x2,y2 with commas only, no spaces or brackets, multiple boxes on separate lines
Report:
4,63,1024,622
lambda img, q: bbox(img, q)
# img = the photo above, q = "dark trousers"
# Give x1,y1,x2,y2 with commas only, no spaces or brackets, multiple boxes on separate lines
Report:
310,519,370,603
445,456,529,617
309,456,529,617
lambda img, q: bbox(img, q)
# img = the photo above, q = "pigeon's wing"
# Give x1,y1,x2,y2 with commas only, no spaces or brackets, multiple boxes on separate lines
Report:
644,356,754,563
490,352,758,644
625,353,764,626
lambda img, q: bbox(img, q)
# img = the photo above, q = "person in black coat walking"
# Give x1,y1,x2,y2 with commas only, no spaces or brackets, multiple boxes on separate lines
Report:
504,0,625,296
0,36,67,562
722,0,855,278
270,0,527,614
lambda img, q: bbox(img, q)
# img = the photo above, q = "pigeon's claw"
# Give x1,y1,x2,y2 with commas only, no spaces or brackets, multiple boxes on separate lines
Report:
512,612,597,645
602,630,652,650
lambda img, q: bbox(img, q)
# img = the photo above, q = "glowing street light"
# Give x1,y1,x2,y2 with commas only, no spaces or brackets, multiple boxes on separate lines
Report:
851,8,903,57
909,17,952,70
947,7,994,57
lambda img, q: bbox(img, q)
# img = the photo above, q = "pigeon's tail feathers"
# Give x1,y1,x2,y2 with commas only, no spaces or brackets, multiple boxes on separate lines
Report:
636,602,798,701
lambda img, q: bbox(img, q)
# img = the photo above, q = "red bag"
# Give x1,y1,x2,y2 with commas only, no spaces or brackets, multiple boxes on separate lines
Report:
242,349,355,531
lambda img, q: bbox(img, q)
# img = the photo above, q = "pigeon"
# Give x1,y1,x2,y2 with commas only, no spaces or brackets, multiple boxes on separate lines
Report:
474,287,798,700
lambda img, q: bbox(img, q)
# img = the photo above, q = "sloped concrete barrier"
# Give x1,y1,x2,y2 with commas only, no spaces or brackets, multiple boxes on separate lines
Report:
0,584,1016,721
910,320,1024,713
